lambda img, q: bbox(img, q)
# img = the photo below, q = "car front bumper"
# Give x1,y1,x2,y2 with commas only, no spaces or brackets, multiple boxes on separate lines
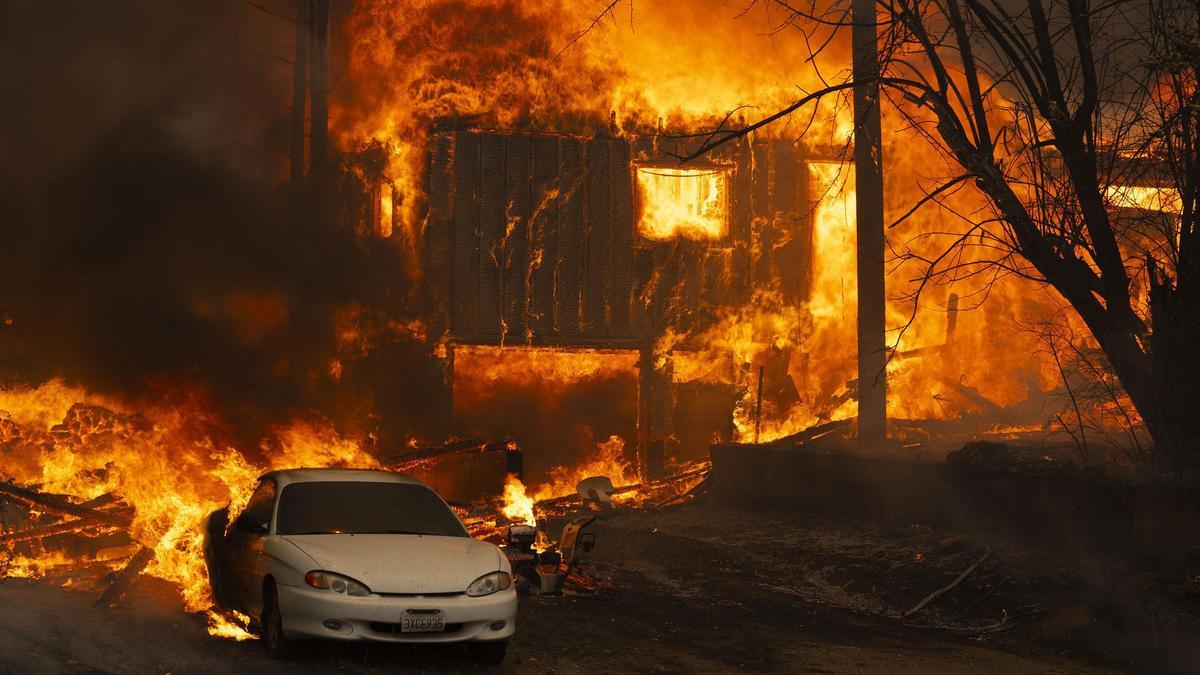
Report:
276,584,517,643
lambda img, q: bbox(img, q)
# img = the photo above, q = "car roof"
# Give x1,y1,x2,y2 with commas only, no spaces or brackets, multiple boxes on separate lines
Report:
261,468,427,489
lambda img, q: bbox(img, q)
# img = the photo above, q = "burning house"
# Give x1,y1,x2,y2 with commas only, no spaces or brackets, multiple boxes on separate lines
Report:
352,124,823,479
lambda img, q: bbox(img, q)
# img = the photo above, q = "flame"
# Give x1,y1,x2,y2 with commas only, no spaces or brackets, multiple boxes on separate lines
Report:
454,345,638,391
636,167,729,240
500,474,535,526
0,379,381,640
499,435,641,523
531,435,637,501
329,0,1066,443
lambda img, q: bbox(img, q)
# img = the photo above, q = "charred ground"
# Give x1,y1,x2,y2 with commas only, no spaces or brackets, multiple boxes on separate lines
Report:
5,497,1197,674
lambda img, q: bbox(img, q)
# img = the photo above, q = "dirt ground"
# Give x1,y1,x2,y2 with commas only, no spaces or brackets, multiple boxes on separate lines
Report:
3,497,1196,674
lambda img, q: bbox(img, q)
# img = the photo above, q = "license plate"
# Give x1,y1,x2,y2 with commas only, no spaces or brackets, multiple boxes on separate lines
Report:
401,611,444,633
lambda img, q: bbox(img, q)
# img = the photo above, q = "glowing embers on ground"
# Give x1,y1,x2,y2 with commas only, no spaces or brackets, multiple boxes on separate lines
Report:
636,166,729,240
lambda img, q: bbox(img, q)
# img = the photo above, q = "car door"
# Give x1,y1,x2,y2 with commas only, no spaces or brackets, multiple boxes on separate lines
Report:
226,477,276,616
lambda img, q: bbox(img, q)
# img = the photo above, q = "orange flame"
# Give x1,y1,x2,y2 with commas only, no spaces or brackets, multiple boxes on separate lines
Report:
0,379,381,640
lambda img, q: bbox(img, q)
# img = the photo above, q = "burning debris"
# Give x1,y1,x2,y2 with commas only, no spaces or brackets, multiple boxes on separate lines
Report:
0,378,708,640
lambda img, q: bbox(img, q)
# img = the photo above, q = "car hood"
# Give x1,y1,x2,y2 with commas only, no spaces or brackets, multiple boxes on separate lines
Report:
279,534,500,594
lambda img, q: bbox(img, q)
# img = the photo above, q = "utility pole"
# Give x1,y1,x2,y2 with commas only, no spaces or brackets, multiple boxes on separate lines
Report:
852,0,887,450
290,0,309,194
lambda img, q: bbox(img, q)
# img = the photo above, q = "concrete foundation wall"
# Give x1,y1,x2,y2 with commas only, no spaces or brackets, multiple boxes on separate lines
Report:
710,443,1199,564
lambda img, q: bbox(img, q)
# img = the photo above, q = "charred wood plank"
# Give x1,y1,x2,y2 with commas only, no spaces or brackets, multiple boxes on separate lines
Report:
478,132,506,338
0,482,132,529
557,137,584,337
751,140,772,223
427,132,456,340
1,519,117,545
795,154,813,301
773,139,807,303
452,131,480,338
95,546,154,608
582,137,611,336
609,138,634,338
78,493,120,510
772,417,854,448
530,135,559,337
387,438,517,471
504,134,532,340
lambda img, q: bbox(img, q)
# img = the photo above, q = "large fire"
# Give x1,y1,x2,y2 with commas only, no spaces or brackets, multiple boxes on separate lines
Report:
0,379,377,638
331,0,1069,446
2,0,1152,648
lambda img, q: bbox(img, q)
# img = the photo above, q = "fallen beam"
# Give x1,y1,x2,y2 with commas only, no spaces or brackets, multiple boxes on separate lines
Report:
1,519,118,545
387,438,517,471
533,464,712,512
0,482,132,529
769,417,854,448
94,546,154,608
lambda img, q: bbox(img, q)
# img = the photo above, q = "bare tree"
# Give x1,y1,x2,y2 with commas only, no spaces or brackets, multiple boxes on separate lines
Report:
663,0,1199,474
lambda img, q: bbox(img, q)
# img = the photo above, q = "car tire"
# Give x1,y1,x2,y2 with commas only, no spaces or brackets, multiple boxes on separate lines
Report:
261,582,293,659
467,640,508,665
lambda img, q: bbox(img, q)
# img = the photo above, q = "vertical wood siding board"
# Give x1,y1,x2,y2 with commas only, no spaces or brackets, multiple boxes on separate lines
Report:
478,133,505,338
630,244,654,341
750,140,774,288
751,141,773,223
451,131,480,338
583,138,611,337
426,132,455,341
504,134,532,339
796,155,814,301
609,138,634,338
557,137,584,337
773,139,803,302
731,137,754,302
530,135,559,336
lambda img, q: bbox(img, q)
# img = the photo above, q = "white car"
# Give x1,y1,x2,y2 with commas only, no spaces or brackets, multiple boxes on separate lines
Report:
203,468,516,663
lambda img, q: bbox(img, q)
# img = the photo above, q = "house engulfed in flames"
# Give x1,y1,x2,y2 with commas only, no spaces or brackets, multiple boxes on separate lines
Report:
354,122,835,479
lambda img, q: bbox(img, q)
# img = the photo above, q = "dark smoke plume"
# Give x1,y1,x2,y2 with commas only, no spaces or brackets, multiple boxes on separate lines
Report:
0,1,374,436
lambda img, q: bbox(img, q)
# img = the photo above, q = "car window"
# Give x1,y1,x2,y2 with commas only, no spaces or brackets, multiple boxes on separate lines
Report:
275,481,468,538
237,478,276,531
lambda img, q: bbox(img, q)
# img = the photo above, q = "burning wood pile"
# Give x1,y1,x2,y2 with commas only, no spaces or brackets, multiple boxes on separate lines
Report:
0,480,144,605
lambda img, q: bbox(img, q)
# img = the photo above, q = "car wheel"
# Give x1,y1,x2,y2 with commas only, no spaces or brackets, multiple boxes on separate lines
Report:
467,640,508,665
261,582,293,659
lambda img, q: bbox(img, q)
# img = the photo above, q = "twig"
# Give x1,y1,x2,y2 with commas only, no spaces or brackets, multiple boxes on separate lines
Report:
963,574,1011,614
555,0,622,60
901,546,994,618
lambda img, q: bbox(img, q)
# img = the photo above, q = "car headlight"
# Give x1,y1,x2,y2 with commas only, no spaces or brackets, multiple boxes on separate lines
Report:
466,571,512,597
304,570,371,597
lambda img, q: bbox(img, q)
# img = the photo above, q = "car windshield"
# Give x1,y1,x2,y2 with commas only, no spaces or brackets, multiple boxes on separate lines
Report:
275,480,469,537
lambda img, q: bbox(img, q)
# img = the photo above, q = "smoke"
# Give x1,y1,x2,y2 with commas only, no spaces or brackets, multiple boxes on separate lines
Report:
0,1,374,436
